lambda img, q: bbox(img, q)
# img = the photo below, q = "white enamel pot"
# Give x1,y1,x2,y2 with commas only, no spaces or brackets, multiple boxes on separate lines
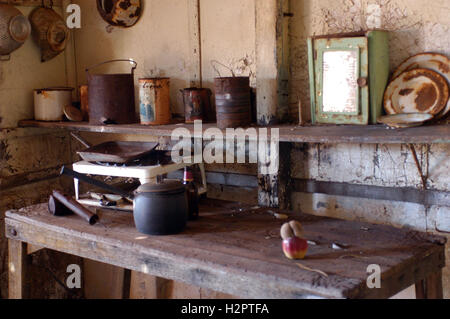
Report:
34,87,73,121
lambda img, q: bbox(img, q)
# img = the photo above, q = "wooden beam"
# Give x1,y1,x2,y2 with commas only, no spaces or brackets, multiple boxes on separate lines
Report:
415,270,444,299
19,121,450,144
256,0,290,125
187,0,202,87
8,239,28,299
27,244,44,255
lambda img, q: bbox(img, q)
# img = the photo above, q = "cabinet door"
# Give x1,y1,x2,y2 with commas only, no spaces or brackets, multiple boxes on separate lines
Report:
313,37,369,125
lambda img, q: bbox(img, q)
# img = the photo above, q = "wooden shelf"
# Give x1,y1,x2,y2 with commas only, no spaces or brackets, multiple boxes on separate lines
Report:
19,120,450,144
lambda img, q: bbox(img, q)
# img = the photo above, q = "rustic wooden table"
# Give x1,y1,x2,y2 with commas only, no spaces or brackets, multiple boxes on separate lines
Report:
5,200,446,299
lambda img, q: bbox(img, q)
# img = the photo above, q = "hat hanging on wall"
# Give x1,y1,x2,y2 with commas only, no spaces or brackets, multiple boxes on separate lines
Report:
97,0,142,28
29,1,69,62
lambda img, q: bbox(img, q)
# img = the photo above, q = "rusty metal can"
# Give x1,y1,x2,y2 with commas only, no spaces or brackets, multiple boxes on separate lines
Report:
214,77,252,129
181,88,213,123
87,59,137,125
139,78,172,125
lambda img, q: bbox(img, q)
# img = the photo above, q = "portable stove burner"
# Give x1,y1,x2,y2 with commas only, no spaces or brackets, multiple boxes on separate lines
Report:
72,156,207,203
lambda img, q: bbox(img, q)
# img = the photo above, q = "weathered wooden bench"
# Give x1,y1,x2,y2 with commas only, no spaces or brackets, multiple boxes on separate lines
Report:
5,200,446,299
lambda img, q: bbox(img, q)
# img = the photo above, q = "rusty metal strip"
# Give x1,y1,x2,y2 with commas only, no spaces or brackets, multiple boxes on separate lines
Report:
293,179,450,207
409,144,428,190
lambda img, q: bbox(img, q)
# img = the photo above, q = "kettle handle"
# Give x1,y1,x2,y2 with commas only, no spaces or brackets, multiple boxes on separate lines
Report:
86,59,138,76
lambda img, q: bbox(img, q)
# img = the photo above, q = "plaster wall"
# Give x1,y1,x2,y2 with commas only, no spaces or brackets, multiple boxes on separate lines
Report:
289,0,450,297
72,0,255,117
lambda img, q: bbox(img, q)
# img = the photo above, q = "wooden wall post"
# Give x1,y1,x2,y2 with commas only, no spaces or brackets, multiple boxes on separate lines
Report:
255,0,290,125
256,0,291,208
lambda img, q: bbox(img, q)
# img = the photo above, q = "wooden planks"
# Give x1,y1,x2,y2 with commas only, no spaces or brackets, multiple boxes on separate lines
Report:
5,200,446,299
18,121,450,144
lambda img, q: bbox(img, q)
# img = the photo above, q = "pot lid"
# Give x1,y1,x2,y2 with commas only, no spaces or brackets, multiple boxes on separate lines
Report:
136,180,185,194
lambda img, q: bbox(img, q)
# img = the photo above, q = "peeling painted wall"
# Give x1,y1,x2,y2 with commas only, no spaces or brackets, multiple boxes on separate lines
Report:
289,0,450,298
289,0,450,121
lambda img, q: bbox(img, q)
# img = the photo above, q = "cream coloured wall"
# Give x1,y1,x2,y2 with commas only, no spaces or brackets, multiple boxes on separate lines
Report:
0,6,69,129
72,0,256,116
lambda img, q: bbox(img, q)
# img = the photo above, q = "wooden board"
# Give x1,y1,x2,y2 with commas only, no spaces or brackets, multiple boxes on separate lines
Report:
5,200,446,299
18,121,450,144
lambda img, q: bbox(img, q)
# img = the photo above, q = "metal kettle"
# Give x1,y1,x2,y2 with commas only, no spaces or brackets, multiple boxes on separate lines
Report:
0,4,31,60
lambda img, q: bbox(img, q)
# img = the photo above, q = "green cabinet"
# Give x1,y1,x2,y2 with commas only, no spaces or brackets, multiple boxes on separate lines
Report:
308,31,390,125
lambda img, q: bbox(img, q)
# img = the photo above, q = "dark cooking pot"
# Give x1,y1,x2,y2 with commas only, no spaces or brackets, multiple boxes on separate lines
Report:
134,181,188,235
60,167,188,236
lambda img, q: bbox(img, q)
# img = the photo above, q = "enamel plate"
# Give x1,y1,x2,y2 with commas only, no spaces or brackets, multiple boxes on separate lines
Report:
392,53,450,118
384,68,449,116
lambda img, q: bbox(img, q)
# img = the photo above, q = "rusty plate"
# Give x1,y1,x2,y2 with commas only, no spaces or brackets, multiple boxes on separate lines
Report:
384,68,449,116
392,53,450,118
97,0,142,28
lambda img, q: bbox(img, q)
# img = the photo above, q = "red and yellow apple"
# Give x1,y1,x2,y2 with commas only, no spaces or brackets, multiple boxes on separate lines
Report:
280,221,308,260
282,236,308,260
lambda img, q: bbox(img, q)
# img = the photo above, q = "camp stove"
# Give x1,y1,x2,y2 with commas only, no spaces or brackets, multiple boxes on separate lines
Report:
72,158,207,204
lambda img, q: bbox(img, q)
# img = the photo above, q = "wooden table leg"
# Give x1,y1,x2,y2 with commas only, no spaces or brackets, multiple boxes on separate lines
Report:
8,239,28,299
415,270,443,299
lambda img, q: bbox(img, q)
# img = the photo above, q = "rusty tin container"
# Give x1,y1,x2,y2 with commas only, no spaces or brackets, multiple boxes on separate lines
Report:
139,78,172,125
87,59,137,125
181,88,213,123
214,77,252,129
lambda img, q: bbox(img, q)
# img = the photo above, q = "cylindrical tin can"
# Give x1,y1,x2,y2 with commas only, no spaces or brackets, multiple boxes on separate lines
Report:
87,59,137,125
214,77,252,129
79,85,89,121
139,78,172,125
181,88,213,123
